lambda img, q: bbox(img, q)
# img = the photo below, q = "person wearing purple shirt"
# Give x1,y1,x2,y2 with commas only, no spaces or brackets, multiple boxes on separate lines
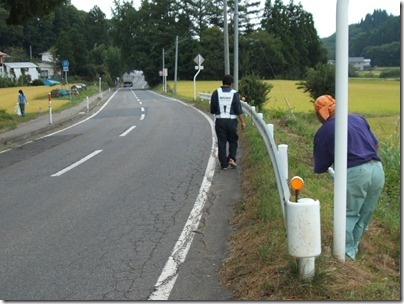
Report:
313,95,385,260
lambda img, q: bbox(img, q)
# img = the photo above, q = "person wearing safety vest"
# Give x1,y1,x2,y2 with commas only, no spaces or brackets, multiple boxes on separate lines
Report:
210,74,246,170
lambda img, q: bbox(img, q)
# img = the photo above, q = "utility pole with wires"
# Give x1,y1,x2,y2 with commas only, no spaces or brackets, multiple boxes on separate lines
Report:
223,0,230,75
233,0,239,91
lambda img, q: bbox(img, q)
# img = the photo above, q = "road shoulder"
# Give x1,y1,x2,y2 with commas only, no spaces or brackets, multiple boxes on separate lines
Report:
169,165,241,300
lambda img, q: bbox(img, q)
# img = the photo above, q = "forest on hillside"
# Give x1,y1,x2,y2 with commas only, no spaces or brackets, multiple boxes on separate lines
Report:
322,9,400,66
0,0,399,86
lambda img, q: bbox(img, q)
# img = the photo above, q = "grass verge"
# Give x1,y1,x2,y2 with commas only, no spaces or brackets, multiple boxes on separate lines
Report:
219,108,400,300
159,86,400,300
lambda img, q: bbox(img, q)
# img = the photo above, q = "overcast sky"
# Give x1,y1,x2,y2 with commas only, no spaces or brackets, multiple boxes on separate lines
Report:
71,0,401,38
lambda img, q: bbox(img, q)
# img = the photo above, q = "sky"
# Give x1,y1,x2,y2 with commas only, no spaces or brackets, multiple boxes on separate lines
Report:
70,0,401,38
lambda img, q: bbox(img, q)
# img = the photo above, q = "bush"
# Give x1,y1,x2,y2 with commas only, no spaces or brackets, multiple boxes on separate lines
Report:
297,63,335,100
32,79,44,86
0,77,15,88
379,68,400,78
239,74,273,112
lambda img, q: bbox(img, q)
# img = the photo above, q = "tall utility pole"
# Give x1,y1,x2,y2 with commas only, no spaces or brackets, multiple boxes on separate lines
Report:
233,0,239,91
223,0,230,75
174,36,179,94
162,48,166,92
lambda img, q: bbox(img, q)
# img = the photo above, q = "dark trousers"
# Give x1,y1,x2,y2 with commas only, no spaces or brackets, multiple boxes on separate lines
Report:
19,103,25,116
215,118,238,168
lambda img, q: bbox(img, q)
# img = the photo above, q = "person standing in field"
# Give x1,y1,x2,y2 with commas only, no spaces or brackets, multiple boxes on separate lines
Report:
17,89,28,117
313,94,385,260
210,74,246,170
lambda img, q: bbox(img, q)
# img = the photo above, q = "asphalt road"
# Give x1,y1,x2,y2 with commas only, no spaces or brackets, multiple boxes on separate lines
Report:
0,87,237,300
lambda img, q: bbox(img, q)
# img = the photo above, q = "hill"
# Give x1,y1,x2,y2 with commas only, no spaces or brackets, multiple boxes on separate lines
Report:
321,10,400,66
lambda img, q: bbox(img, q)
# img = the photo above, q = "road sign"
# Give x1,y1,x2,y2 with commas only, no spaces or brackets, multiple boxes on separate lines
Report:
194,54,204,66
62,60,69,72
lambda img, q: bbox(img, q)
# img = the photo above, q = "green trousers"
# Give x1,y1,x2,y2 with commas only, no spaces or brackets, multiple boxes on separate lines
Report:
345,161,385,260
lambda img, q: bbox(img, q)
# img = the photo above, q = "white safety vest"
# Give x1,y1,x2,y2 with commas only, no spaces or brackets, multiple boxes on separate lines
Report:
216,88,237,119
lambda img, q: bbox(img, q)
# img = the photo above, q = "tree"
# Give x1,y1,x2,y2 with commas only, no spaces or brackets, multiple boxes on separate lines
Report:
297,63,335,101
239,30,285,79
0,0,67,25
199,26,224,80
239,74,273,112
85,6,110,50
261,0,326,79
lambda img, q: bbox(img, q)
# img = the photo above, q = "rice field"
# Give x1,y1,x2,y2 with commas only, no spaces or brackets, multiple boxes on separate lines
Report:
0,85,72,114
168,78,400,141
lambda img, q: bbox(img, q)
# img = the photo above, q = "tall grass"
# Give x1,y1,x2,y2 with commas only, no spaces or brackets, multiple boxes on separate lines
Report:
219,108,400,300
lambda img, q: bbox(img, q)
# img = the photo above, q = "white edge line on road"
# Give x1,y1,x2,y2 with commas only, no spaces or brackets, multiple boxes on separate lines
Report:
37,90,119,140
119,126,136,137
148,92,217,300
51,150,103,177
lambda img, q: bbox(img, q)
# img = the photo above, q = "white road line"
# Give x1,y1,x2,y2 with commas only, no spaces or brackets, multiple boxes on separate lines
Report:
148,94,217,300
51,150,103,177
140,114,145,121
39,90,119,140
120,126,136,137
141,107,145,112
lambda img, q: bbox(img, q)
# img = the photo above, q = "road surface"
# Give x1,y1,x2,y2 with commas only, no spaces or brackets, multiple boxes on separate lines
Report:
0,87,235,300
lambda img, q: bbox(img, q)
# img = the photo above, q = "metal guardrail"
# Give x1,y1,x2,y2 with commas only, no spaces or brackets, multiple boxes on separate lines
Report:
199,92,290,218
240,101,291,218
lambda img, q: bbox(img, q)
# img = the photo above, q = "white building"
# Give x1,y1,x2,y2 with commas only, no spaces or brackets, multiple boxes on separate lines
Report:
37,51,56,79
328,57,372,71
349,57,371,71
2,62,40,82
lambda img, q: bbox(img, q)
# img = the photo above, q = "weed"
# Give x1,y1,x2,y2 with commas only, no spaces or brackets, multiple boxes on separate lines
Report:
220,109,400,300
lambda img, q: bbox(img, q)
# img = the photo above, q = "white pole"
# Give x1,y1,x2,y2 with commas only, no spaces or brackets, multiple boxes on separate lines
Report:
298,257,315,281
233,0,239,91
49,100,52,124
334,0,349,262
99,76,102,99
193,67,201,101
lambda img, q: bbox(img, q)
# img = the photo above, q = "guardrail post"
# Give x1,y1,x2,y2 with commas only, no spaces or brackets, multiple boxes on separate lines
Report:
278,144,288,181
267,124,274,138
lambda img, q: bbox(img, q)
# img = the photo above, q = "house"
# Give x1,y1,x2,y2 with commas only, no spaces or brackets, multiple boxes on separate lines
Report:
37,51,56,79
2,62,40,82
0,51,10,78
328,57,372,71
349,57,371,71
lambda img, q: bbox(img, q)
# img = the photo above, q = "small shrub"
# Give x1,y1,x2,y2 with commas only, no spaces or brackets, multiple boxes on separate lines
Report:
239,74,273,112
32,79,44,86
